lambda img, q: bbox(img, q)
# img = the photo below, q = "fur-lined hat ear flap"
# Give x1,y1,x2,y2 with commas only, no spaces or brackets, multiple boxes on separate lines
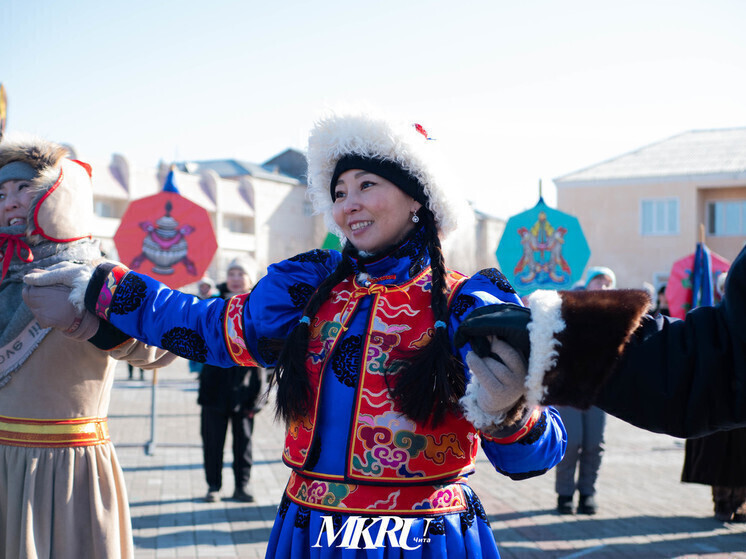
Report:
526,289,651,410
29,158,93,244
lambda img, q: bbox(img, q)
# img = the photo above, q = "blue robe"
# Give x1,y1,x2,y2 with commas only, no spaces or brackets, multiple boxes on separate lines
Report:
89,229,565,558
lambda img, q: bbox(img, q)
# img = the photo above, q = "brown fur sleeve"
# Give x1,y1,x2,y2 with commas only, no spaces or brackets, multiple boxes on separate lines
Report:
542,289,651,408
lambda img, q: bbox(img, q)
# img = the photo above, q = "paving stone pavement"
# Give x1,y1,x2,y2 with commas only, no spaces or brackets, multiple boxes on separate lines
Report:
110,359,746,559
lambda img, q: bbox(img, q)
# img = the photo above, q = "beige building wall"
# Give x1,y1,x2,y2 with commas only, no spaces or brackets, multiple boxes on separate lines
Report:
557,179,746,289
441,203,477,274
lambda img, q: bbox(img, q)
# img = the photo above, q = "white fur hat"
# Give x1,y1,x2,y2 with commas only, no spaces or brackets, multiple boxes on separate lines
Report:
306,112,459,240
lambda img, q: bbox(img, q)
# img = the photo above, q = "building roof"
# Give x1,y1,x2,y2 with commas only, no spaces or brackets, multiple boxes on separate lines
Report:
555,127,746,186
175,156,301,185
166,170,218,212
262,148,307,182
159,168,253,217
88,158,130,200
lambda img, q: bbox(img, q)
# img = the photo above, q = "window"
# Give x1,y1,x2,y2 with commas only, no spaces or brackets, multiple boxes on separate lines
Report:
94,200,116,218
223,214,249,234
707,200,746,236
641,198,679,236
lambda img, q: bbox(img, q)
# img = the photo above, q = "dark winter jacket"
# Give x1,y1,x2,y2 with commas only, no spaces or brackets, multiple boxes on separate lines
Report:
682,427,746,486
455,242,746,440
594,242,746,438
197,282,268,414
198,363,267,414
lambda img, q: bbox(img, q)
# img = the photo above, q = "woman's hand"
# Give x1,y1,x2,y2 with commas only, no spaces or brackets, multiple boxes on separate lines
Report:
461,337,528,430
23,261,94,313
22,284,99,341
23,261,93,286
466,338,527,414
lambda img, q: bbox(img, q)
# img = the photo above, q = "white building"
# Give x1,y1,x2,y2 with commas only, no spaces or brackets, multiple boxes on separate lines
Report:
85,147,505,289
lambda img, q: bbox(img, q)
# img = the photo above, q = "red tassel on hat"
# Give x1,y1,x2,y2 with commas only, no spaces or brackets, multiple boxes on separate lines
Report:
414,123,435,140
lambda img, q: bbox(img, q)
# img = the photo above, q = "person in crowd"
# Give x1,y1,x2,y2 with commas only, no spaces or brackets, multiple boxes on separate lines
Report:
23,112,566,558
127,361,144,380
189,275,220,375
453,240,746,441
0,135,174,559
681,271,746,522
197,275,219,299
654,283,670,316
199,258,267,503
554,266,615,515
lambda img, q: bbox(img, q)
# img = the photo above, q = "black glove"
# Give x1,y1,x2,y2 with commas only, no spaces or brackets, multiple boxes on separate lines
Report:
454,303,531,362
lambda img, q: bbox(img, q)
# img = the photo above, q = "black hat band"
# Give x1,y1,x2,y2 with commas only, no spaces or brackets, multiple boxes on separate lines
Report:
330,155,427,205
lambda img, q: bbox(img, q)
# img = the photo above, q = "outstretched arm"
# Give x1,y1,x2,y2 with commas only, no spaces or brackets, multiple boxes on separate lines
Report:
455,243,746,439
597,248,746,438
449,272,566,479
23,250,343,370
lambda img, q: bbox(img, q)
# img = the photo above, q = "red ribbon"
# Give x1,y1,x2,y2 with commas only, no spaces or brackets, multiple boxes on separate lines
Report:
0,233,34,284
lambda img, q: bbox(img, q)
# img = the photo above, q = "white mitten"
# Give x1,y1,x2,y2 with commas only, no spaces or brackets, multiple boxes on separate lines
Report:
23,261,94,313
22,285,99,341
461,338,527,429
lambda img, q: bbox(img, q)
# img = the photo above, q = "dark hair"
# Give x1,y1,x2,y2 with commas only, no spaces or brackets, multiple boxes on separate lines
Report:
271,244,355,424
387,210,465,426
272,210,464,427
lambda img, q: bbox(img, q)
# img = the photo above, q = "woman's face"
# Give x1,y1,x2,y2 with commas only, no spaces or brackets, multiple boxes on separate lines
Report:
0,179,35,227
332,169,422,254
226,268,251,293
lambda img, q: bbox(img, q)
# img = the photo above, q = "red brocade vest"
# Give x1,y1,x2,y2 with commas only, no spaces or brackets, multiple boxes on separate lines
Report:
282,266,475,486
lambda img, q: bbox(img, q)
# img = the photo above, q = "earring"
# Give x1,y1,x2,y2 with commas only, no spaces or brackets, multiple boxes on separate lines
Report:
411,213,420,223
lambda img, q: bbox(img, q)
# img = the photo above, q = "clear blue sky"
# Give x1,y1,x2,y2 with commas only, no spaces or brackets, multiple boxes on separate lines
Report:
4,0,746,219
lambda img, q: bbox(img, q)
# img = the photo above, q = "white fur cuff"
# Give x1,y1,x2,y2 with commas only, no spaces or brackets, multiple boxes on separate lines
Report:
69,268,94,314
525,290,566,409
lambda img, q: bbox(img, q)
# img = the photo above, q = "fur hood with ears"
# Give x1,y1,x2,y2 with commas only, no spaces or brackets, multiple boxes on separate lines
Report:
0,135,94,245
306,111,461,243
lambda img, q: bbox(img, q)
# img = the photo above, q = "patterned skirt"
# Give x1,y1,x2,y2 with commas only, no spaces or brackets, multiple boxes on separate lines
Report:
266,484,500,558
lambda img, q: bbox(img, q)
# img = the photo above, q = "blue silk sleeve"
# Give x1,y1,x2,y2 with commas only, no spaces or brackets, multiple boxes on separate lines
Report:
241,250,343,366
94,249,342,368
480,408,566,478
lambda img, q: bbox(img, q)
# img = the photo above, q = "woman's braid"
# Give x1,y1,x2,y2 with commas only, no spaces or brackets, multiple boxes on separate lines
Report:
272,245,355,423
390,211,465,426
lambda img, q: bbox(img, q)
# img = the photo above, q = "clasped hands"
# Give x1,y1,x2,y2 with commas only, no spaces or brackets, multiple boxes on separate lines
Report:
465,339,527,421
455,303,533,430
22,261,97,341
